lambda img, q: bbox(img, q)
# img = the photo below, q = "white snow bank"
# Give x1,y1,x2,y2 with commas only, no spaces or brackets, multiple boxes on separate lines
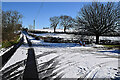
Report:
1,45,28,71
35,33,75,39
35,29,74,33
94,45,104,47
93,36,120,41
0,46,14,56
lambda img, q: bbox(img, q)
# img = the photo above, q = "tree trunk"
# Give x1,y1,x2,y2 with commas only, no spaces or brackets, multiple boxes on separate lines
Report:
54,27,56,33
64,26,66,33
96,35,99,44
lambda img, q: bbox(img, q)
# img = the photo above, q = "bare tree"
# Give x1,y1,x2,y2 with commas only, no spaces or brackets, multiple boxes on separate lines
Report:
2,10,23,32
2,10,23,41
50,16,59,32
77,2,120,44
117,2,120,34
60,15,74,32
28,25,34,30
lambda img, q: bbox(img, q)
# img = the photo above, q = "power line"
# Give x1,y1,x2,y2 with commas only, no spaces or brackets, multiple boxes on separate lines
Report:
34,2,44,20
33,2,44,30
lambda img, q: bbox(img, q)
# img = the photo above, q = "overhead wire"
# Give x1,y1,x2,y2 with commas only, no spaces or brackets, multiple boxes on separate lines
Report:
33,2,44,29
34,2,44,20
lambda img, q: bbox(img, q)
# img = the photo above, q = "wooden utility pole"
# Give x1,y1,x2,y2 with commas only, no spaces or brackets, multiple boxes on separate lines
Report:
33,19,35,30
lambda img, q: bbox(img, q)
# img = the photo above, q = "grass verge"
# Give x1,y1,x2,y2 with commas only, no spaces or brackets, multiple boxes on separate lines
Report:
103,45,120,50
2,35,20,48
103,45,120,47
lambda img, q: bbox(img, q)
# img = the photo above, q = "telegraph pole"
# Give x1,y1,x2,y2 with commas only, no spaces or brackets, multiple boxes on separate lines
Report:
33,19,35,30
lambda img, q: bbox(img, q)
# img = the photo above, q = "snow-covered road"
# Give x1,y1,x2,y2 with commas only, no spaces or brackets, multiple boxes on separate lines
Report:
0,32,120,80
34,46,119,79
27,34,119,79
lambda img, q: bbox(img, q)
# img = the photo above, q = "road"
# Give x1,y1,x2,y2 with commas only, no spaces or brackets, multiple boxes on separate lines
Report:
0,31,119,80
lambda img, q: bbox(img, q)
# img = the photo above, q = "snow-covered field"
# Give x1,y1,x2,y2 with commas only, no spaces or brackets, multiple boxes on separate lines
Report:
31,31,119,41
93,36,120,41
35,33,75,39
0,32,120,79
35,29,74,33
33,29,120,41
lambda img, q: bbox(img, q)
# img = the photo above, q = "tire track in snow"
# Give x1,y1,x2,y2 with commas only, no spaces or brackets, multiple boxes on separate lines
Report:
83,60,118,79
25,33,63,80
26,33,119,79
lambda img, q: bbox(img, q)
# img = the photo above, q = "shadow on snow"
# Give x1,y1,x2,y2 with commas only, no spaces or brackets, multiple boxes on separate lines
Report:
99,50,120,54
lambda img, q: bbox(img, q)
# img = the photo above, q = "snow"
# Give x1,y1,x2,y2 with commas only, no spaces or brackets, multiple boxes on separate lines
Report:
0,33,23,56
0,33,28,71
34,32,120,42
27,33,81,47
92,44,104,48
35,29,74,33
34,46,119,79
23,34,28,44
35,33,75,39
18,33,23,41
0,45,28,71
27,33,120,79
31,38,119,79
1,32,120,79
93,62,118,78
0,46,14,56
93,36,120,41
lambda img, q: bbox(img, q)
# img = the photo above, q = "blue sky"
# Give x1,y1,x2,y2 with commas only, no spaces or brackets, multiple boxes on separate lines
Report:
2,2,91,29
